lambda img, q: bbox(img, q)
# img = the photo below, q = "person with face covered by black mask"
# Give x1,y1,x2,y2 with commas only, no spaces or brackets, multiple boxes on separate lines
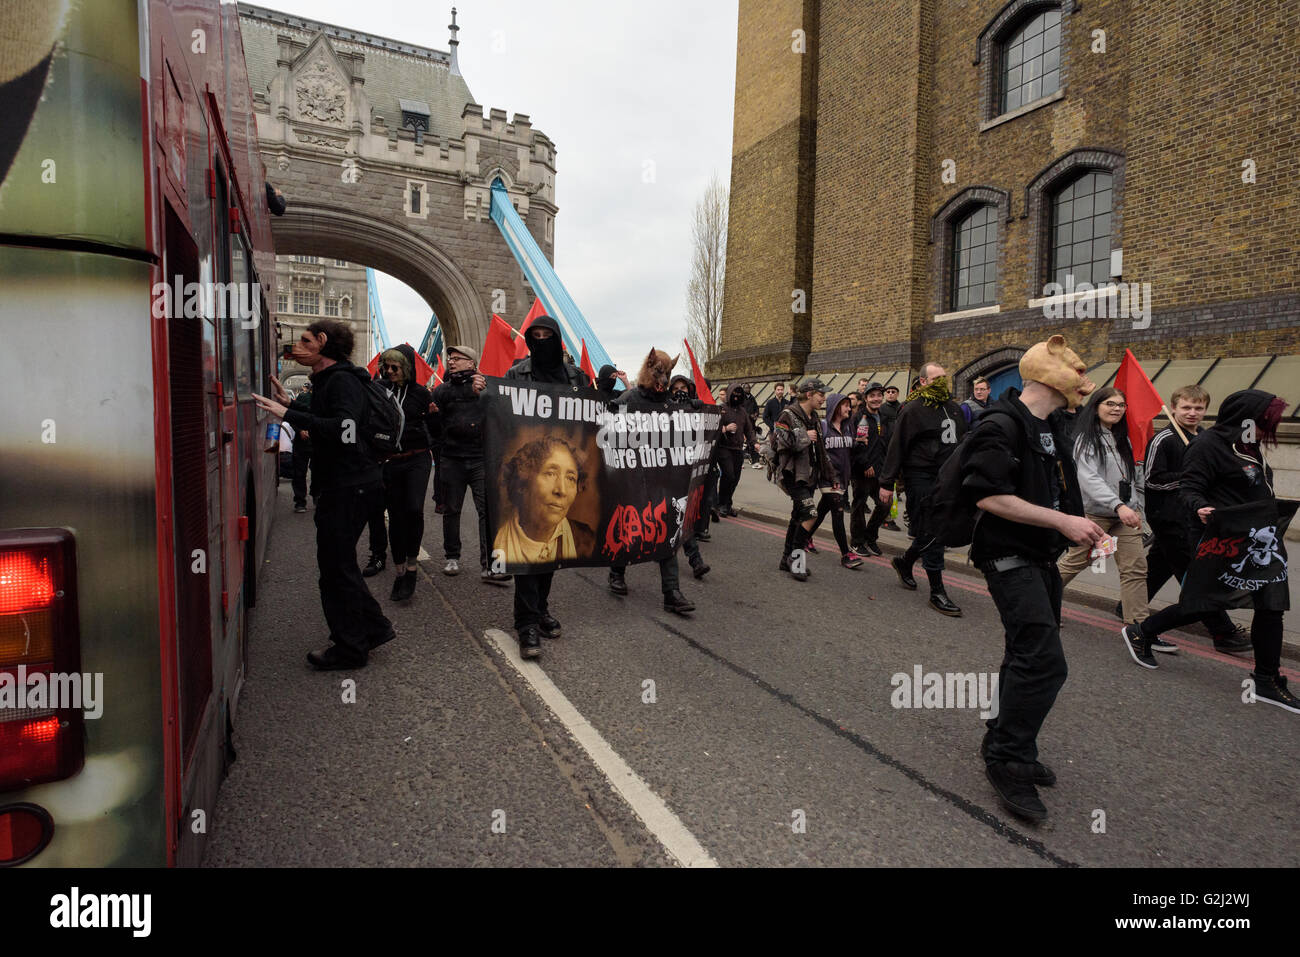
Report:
503,317,590,658
717,384,758,516
595,364,629,401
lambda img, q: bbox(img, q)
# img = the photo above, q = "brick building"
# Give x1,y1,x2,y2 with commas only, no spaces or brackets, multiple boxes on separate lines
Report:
712,0,1299,444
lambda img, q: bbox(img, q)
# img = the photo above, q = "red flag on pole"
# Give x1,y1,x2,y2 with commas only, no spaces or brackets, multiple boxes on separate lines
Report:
366,352,380,378
432,355,445,387
683,340,715,405
515,298,547,359
578,339,597,385
480,314,518,377
1113,349,1164,462
410,347,435,387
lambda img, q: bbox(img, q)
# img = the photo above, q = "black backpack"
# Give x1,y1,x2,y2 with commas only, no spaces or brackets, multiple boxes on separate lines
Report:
359,378,405,458
917,409,1016,548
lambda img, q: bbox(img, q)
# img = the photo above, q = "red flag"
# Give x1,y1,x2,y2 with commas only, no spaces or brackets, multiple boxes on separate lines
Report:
683,340,715,405
579,339,597,385
366,352,381,378
409,346,435,387
1113,349,1164,462
515,298,547,359
432,356,445,387
480,314,518,377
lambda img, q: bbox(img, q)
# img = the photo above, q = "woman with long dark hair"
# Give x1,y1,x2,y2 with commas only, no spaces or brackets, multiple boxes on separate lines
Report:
1056,386,1150,630
1122,391,1297,712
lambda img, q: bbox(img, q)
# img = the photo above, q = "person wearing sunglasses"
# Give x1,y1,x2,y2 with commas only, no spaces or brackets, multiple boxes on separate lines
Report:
1055,386,1151,651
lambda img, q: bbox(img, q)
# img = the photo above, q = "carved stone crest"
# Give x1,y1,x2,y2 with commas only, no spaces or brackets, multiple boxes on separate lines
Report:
295,59,346,125
295,130,347,151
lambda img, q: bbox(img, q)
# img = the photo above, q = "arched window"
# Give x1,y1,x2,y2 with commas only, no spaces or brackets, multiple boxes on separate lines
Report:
952,205,998,310
1050,170,1112,286
1001,7,1061,113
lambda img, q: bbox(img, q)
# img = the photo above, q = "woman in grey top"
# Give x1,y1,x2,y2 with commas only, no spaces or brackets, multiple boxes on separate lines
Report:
1056,387,1154,632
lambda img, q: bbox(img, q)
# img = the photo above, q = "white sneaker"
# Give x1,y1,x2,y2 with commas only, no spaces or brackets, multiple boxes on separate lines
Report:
751,462,763,469
443,559,460,576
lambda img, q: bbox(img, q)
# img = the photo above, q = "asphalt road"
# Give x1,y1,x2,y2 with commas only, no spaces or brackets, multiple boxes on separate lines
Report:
204,475,1300,867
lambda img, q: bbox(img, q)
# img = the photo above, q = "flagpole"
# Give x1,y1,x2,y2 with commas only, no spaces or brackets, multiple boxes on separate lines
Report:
1162,404,1190,446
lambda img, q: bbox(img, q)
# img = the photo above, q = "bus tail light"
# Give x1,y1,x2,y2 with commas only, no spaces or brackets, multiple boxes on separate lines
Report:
0,530,83,793
0,804,54,867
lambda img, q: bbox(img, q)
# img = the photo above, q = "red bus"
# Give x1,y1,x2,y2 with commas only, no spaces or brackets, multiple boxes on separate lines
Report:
0,0,278,866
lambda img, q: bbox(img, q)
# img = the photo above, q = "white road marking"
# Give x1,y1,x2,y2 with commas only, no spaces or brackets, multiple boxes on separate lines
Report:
485,628,719,868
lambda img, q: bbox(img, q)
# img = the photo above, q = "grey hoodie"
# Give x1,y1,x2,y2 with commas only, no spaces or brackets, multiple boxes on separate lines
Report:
1073,428,1144,516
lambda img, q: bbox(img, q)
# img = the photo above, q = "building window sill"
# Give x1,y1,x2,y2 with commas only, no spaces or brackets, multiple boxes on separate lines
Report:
1027,285,1122,310
980,88,1066,132
934,304,1001,322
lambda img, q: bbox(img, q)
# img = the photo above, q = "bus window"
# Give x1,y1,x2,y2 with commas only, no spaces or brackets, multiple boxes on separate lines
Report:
231,234,253,396
213,161,234,401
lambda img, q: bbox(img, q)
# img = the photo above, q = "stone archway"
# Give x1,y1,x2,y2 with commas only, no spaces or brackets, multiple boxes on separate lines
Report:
272,200,488,348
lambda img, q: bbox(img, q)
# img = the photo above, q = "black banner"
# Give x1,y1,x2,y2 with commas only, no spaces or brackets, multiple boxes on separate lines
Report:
482,380,721,573
1179,499,1297,613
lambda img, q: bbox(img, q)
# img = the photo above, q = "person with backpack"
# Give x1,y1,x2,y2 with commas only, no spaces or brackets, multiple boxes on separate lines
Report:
503,316,591,659
430,345,505,583
254,319,395,670
961,334,1104,822
377,344,436,602
805,392,865,568
879,362,967,616
771,378,832,581
1053,386,1150,633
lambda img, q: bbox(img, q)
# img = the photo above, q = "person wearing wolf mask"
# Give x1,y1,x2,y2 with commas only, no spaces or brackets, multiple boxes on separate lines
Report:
606,352,700,613
961,335,1105,822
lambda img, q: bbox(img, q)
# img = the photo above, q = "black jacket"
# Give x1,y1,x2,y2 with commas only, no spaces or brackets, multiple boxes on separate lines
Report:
961,390,1083,564
429,374,484,459
720,384,757,451
763,395,788,430
881,396,967,485
387,343,433,453
282,360,381,491
505,314,587,386
879,400,901,429
1144,423,1197,530
850,408,888,476
1180,390,1279,514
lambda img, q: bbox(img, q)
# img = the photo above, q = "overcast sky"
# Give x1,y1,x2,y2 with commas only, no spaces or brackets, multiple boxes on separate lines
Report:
257,0,739,373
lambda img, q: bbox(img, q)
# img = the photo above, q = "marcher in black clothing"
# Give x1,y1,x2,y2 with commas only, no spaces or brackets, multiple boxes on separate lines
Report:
880,362,967,616
362,363,390,577
849,382,889,555
717,384,758,514
430,344,503,582
594,363,629,401
773,379,833,581
740,383,761,465
254,319,394,670
807,392,864,568
1140,385,1249,653
962,335,1104,821
289,383,317,511
763,383,789,435
606,355,702,612
377,344,436,602
504,316,589,659
1122,390,1298,713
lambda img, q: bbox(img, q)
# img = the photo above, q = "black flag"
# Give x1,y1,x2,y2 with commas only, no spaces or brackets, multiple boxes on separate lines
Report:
1179,499,1297,614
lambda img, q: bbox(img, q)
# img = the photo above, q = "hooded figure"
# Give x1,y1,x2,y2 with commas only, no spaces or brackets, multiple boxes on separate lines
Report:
596,364,620,398
507,315,587,386
719,384,756,452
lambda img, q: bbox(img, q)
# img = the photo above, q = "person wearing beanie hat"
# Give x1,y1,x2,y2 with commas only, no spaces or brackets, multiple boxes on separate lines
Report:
962,334,1104,822
503,316,591,659
595,363,628,400
430,342,502,582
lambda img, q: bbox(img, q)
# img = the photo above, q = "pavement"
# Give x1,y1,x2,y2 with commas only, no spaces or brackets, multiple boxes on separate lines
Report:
204,475,1300,867
727,465,1300,658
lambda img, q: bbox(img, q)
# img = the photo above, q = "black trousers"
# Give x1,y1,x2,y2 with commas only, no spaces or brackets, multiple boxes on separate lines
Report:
717,448,744,509
1142,605,1284,676
808,490,849,554
430,444,446,507
315,483,393,661
1146,519,1234,636
441,454,489,567
291,441,316,506
983,563,1067,766
900,471,946,573
367,483,387,560
514,572,554,632
383,452,433,565
850,474,888,545
782,482,817,556
613,545,693,592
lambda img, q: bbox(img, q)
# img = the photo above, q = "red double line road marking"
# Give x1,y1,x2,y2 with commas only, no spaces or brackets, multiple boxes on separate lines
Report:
719,514,1296,679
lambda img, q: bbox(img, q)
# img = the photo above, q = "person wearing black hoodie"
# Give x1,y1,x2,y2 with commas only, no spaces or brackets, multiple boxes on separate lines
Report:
595,363,629,401
880,363,967,616
606,354,700,613
254,319,394,670
1123,390,1298,713
503,316,589,659
806,392,864,568
717,384,758,515
377,344,435,601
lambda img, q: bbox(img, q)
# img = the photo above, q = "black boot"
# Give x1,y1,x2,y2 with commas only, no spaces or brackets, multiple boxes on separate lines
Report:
691,559,711,579
891,556,917,590
788,528,811,581
663,589,695,614
362,555,385,578
608,569,628,595
927,570,961,616
518,626,543,660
